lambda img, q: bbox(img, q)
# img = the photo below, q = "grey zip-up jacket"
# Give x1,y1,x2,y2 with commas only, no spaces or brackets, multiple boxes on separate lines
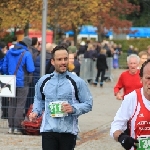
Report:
32,71,93,135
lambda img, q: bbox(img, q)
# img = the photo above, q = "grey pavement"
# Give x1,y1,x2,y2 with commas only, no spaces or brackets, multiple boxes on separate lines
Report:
0,69,125,150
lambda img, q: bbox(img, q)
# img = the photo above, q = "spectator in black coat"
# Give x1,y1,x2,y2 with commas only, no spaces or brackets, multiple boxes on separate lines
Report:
127,45,134,56
84,43,97,60
94,49,108,87
73,53,80,76
77,41,87,63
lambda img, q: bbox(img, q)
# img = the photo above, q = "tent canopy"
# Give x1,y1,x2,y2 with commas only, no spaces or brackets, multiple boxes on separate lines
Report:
129,27,150,38
66,25,97,35
66,26,150,38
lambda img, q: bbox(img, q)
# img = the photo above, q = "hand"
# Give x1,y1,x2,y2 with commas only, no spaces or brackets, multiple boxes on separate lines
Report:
118,133,139,150
62,103,73,114
116,93,123,100
29,112,38,122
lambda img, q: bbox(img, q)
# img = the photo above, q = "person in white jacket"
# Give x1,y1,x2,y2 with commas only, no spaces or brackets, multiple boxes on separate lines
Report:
110,59,150,150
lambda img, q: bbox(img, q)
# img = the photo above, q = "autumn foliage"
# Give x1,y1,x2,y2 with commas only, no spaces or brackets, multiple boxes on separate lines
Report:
0,0,139,42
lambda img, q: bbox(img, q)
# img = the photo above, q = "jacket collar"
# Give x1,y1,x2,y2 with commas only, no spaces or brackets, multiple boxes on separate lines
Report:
53,71,68,78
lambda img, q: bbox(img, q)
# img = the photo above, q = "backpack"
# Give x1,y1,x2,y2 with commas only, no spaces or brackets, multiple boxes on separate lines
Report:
22,74,79,135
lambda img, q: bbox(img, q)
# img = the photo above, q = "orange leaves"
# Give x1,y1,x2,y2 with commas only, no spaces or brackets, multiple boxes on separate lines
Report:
0,0,42,29
0,0,140,35
91,0,140,34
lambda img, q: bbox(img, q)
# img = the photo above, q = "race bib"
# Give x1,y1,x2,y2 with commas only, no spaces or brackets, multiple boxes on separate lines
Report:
49,101,68,117
137,137,150,150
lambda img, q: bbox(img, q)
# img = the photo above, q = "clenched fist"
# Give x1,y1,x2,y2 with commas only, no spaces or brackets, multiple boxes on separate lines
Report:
29,112,38,122
62,103,74,114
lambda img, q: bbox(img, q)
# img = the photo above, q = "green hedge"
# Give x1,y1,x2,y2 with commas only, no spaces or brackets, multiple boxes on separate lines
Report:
0,34,14,44
119,53,128,69
113,38,150,52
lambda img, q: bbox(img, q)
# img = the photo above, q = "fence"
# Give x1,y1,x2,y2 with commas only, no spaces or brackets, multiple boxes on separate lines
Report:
80,58,113,82
0,77,37,133
0,58,114,132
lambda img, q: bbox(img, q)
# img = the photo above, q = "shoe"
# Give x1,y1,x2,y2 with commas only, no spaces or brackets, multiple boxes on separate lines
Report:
92,83,97,87
14,128,22,135
100,84,103,87
100,82,103,87
8,128,13,134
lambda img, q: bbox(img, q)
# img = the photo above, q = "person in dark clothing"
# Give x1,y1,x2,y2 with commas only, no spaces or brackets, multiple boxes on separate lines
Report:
73,54,80,76
33,43,56,84
45,43,55,74
77,41,86,56
26,37,39,113
84,43,97,60
127,45,134,56
94,49,108,87
29,37,39,60
103,43,112,57
95,42,101,55
77,41,87,63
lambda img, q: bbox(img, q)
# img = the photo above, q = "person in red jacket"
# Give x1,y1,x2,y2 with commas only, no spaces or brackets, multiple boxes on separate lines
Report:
114,54,142,100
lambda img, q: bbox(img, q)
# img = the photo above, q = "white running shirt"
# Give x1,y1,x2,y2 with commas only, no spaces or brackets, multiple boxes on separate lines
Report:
110,88,150,137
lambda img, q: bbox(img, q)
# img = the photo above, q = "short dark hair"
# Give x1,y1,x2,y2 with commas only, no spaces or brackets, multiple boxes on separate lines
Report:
60,42,69,49
0,41,6,49
32,37,38,46
51,45,68,59
12,36,17,42
140,59,150,77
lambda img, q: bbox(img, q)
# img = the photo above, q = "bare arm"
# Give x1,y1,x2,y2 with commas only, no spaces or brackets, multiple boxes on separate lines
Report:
115,92,123,100
113,130,123,141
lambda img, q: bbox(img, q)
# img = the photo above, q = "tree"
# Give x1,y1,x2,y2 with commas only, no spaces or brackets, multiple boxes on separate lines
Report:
48,0,105,45
91,0,140,41
0,0,42,35
127,0,150,26
0,0,140,44
48,0,139,44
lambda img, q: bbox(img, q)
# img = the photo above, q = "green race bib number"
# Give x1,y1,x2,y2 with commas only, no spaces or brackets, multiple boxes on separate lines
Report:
137,137,150,150
49,101,68,117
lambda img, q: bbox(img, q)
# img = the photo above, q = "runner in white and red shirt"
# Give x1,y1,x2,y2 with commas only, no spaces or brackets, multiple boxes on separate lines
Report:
110,59,150,150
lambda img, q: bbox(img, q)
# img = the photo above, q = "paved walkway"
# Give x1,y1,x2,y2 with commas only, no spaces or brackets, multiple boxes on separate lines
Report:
0,69,125,150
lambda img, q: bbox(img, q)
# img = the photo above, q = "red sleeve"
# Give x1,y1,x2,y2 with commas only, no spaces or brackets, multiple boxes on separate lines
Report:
114,73,124,95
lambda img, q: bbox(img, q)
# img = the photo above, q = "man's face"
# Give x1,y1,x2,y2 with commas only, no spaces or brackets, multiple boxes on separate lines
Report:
140,54,147,66
69,53,74,64
141,63,150,100
51,50,68,73
127,57,139,74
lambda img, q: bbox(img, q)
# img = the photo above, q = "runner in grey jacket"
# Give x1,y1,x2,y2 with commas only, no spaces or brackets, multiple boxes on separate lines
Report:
33,71,92,134
29,45,93,150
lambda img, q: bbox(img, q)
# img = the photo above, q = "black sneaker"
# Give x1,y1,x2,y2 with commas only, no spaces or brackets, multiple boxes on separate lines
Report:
100,84,103,87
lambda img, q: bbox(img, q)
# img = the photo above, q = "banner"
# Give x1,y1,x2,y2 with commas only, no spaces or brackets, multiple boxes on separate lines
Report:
0,75,16,97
